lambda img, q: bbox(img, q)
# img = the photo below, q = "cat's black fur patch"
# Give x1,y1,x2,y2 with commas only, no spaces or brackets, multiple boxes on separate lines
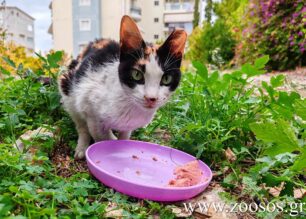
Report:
60,39,120,95
75,40,120,83
119,43,146,88
68,59,79,70
157,45,182,91
60,59,79,95
59,66,77,96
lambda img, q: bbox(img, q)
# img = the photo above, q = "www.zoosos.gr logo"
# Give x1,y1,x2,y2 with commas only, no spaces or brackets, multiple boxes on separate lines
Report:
183,201,305,217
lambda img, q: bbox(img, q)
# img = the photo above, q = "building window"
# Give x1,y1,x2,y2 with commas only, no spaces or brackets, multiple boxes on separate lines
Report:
27,25,33,32
79,0,91,6
154,34,159,39
79,19,91,31
27,37,34,43
154,0,159,6
131,0,136,7
154,17,159,23
19,34,25,39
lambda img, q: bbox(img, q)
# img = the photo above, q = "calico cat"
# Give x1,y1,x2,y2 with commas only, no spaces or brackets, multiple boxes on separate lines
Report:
59,15,187,159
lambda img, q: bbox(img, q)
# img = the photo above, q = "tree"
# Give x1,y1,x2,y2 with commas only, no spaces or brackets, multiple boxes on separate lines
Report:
205,0,213,24
193,0,200,28
187,20,236,67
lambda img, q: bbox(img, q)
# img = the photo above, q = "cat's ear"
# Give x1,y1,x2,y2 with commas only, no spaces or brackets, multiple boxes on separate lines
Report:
157,30,187,60
120,15,145,53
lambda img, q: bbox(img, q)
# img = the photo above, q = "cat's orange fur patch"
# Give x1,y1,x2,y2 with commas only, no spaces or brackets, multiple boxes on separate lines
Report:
137,58,148,65
169,30,187,57
93,39,111,49
120,16,143,51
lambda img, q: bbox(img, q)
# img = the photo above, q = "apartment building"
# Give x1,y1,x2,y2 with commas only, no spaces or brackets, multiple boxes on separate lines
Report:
49,0,200,56
49,0,142,56
0,6,35,52
138,0,164,43
139,0,197,42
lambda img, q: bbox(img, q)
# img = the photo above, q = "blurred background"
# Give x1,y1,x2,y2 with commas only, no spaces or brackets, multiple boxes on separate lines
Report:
0,0,305,71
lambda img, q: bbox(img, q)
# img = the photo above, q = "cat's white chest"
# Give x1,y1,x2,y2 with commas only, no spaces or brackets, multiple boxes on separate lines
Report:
103,103,156,131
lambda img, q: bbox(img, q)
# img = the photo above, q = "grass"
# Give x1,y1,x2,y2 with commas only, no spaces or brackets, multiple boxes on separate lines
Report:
0,52,305,218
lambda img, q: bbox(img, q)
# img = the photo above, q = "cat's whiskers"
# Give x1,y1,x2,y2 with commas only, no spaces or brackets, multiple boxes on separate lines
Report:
164,53,177,70
126,52,140,63
165,67,180,72
136,48,144,61
165,58,181,70
132,97,145,106
163,49,172,69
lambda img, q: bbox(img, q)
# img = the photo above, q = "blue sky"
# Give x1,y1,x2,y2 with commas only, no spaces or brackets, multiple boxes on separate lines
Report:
5,0,52,52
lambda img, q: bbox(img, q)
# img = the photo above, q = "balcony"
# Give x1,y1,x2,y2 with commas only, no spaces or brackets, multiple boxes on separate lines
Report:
130,6,141,22
165,2,194,12
164,12,193,23
164,2,194,23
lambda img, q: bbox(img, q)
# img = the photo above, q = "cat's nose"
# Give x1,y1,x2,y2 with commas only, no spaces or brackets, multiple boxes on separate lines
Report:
144,96,158,105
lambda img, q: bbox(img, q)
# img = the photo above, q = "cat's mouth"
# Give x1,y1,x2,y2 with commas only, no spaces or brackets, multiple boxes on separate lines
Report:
143,102,158,109
144,104,157,109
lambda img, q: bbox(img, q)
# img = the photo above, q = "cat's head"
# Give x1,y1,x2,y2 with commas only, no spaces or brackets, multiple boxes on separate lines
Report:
118,15,187,110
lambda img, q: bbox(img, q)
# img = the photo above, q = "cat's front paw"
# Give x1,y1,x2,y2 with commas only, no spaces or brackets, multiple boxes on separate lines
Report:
74,146,87,160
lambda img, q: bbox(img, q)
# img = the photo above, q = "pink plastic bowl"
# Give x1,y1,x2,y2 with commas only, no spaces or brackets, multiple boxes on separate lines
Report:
85,140,212,202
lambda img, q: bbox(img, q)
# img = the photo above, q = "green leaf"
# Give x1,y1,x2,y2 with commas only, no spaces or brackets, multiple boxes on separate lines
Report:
270,74,285,88
0,195,13,216
0,66,11,75
47,51,63,68
180,122,203,133
48,92,60,110
249,119,300,156
17,63,24,72
17,109,26,116
262,81,274,99
2,56,16,68
209,71,219,83
241,63,265,77
2,105,16,113
7,114,19,126
291,147,306,172
254,55,269,69
35,52,47,62
262,173,290,187
242,176,258,189
231,70,243,79
225,70,246,84
192,61,208,80
279,181,294,197
294,99,306,120
278,91,300,108
271,104,293,119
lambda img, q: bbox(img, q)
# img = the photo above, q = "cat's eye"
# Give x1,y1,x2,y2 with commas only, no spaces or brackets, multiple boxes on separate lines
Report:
131,69,144,81
161,74,173,85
